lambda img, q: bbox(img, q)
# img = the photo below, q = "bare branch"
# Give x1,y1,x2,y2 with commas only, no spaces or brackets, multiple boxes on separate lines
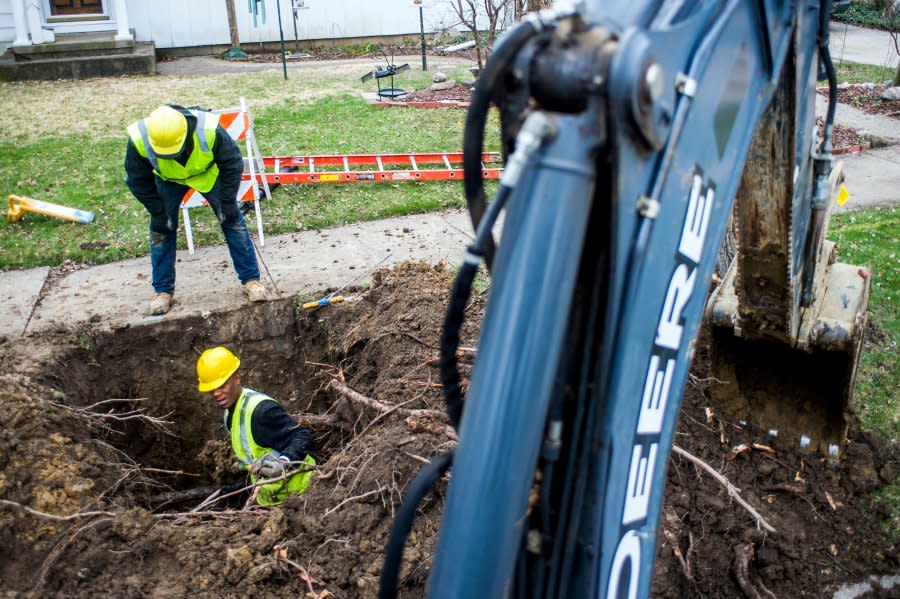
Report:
672,444,776,534
0,498,114,521
47,398,175,437
327,379,448,421
324,488,381,517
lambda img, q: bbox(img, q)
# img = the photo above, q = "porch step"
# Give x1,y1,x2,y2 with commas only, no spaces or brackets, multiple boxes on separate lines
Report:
0,40,156,81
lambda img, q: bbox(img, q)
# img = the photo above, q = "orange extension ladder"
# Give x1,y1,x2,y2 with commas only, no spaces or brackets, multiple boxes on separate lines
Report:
178,99,504,254
250,151,503,185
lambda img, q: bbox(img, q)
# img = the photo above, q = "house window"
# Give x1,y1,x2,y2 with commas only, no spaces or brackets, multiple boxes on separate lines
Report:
50,0,104,16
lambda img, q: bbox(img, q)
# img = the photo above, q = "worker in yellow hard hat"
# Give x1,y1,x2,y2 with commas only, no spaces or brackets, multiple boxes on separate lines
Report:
197,346,315,505
125,104,269,315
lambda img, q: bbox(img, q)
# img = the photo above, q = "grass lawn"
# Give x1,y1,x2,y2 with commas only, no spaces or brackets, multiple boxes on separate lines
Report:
0,58,494,270
830,206,900,537
832,61,897,85
830,207,899,446
0,55,896,503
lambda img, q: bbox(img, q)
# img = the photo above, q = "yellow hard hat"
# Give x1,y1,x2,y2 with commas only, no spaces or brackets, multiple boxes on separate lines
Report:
197,347,240,393
146,105,188,157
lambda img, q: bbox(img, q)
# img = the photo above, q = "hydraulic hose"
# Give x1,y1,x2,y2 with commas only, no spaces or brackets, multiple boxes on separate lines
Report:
442,112,557,430
463,17,548,270
378,451,454,599
803,3,838,306
439,185,512,429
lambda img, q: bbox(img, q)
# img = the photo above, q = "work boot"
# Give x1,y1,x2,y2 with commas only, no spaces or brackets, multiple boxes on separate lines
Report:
150,292,173,315
243,280,269,302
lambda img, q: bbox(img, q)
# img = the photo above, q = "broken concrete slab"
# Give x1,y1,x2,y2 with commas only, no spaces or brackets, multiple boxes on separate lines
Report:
0,267,49,339
18,210,475,338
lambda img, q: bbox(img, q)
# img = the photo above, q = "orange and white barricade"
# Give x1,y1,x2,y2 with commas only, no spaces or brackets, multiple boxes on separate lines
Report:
181,97,272,254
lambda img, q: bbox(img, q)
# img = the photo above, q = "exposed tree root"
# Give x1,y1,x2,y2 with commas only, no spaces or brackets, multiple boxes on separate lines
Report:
327,379,448,422
733,541,778,599
672,444,776,533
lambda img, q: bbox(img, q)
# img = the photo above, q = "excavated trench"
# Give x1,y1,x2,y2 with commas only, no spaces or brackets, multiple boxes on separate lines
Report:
34,299,334,506
0,262,897,598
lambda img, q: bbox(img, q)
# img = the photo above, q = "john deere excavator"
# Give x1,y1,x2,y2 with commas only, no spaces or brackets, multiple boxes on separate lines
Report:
379,0,871,597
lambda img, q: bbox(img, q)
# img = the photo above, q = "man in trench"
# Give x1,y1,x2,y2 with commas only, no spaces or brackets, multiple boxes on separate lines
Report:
197,346,315,505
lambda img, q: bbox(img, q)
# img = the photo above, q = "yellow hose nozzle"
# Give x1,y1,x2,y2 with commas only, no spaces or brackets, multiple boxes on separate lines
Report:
7,194,95,224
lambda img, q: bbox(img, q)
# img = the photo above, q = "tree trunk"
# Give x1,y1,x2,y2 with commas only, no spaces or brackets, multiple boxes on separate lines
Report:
226,0,240,49
894,58,900,86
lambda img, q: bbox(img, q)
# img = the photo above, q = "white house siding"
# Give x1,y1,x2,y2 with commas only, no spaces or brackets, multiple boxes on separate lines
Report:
0,6,13,45
0,0,503,49
127,0,471,49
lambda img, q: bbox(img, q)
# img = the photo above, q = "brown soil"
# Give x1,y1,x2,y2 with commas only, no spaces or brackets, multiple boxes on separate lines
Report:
233,45,434,63
0,262,897,598
399,84,474,104
832,84,900,120
821,118,870,150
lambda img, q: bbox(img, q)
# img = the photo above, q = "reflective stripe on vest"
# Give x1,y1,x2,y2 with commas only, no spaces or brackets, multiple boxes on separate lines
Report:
127,109,220,193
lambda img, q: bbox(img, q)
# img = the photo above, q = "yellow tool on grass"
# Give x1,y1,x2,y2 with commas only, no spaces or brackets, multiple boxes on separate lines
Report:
7,194,95,224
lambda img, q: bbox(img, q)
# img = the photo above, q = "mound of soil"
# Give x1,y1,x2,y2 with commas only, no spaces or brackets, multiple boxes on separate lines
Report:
399,84,474,104
0,261,897,598
833,84,900,120
817,117,870,152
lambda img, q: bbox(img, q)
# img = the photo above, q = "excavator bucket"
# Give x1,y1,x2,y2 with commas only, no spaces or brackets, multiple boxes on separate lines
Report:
707,243,870,457
704,48,871,457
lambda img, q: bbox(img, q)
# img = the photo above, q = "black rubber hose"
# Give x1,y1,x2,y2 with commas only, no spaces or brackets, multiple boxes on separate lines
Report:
440,184,512,430
378,451,454,599
819,43,838,148
439,259,480,430
463,20,542,270
817,0,837,143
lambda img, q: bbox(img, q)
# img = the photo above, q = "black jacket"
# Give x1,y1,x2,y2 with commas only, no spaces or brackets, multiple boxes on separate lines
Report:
225,397,312,462
124,106,244,207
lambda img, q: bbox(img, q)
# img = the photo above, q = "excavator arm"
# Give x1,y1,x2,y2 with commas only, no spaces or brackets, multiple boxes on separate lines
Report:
378,1,870,598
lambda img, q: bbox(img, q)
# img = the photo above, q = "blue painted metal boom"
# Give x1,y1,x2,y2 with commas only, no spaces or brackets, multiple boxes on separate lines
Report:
379,1,865,598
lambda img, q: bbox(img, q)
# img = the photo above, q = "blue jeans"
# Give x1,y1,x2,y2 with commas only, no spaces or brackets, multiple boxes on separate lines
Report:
147,178,260,294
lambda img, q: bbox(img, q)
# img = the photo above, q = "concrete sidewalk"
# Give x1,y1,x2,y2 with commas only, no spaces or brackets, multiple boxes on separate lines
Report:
829,21,899,69
0,210,476,340
816,94,900,212
3,101,897,341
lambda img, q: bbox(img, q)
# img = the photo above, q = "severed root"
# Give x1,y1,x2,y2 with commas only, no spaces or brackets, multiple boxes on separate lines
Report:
663,529,693,581
327,379,448,421
406,415,458,440
673,444,776,533
426,346,478,366
734,542,778,599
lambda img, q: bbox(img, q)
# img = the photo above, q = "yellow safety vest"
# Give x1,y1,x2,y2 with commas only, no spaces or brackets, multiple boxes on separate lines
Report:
226,389,315,506
126,109,221,193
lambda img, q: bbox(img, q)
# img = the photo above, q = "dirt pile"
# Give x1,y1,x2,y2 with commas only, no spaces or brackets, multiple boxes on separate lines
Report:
0,261,897,598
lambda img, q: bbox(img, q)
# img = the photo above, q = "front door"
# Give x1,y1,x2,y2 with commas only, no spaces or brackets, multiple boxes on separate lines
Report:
50,0,104,16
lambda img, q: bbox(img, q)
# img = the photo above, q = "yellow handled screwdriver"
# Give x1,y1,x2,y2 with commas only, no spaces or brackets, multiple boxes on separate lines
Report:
302,295,344,311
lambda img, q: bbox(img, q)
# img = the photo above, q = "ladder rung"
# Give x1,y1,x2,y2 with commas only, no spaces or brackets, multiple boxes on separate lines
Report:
254,151,504,185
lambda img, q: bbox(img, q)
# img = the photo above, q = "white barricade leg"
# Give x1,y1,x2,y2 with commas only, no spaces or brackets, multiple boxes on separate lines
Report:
182,206,195,255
